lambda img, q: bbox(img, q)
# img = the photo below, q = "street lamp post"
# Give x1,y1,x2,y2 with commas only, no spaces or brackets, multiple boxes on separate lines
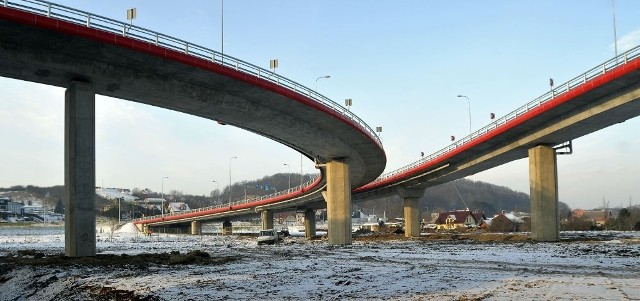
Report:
221,0,224,56
457,95,471,135
228,156,237,205
212,180,220,206
315,75,331,91
283,163,291,190
161,176,169,216
305,74,332,190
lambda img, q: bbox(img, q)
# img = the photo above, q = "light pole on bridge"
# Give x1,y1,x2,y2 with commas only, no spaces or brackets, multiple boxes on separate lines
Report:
212,180,220,206
315,75,331,91
283,163,291,190
228,156,237,205
161,176,169,216
457,95,471,136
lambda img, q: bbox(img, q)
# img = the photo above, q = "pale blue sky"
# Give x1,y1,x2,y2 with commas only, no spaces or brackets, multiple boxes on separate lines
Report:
1,0,639,209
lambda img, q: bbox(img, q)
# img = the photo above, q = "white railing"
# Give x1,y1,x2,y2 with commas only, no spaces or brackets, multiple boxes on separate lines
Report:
3,0,382,148
133,174,321,223
367,45,640,186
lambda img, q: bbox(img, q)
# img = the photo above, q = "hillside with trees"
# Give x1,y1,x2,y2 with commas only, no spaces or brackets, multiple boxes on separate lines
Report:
0,176,568,220
353,179,571,220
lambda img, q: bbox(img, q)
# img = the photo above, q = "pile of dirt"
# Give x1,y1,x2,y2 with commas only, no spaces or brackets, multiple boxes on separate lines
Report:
0,249,241,269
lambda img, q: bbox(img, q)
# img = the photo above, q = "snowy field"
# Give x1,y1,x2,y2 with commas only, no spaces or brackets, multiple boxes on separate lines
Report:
0,224,639,300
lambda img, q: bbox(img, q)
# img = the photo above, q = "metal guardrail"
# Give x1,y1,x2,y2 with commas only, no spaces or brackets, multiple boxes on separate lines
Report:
133,174,321,223
2,0,383,148
368,45,640,185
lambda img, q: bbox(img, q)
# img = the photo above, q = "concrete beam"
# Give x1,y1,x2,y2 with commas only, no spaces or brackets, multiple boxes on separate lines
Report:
325,161,352,245
529,145,559,241
304,209,316,239
64,81,96,257
261,210,274,230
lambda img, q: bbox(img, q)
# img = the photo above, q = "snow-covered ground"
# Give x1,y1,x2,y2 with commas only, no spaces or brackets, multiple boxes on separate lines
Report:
0,225,638,300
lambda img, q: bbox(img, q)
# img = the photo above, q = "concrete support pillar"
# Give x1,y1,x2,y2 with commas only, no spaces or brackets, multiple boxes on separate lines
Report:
529,145,559,241
325,161,351,245
261,210,274,230
191,221,202,235
222,220,232,235
304,209,316,239
403,197,421,238
398,187,423,238
64,81,96,257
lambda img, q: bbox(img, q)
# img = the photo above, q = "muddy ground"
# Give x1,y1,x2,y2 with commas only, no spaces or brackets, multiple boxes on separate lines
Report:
1,232,639,300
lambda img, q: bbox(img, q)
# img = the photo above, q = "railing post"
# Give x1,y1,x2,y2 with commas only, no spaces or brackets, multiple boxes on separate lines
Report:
47,4,51,17
3,0,6,7
86,14,90,27
155,34,158,46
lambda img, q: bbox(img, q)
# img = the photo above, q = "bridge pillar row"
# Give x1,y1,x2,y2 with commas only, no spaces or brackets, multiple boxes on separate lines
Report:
304,209,316,239
529,145,559,241
261,210,274,230
191,221,202,235
324,160,352,245
398,187,424,238
64,81,96,257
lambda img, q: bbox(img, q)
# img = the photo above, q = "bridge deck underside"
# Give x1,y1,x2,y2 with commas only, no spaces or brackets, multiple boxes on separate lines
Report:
0,16,385,190
353,67,640,201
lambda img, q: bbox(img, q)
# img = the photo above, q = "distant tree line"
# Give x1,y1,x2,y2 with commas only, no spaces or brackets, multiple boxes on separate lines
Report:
354,179,570,219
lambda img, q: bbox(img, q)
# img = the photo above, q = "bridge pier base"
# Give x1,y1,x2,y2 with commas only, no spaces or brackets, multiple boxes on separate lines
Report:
398,188,423,238
261,210,274,230
64,81,96,257
191,221,202,235
222,220,232,235
529,145,559,241
325,161,352,245
304,209,316,239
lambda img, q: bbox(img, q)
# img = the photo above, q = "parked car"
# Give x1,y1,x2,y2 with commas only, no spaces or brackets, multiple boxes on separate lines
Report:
257,229,284,245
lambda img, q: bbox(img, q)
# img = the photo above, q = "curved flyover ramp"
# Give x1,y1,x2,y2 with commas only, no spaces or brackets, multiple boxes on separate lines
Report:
352,46,640,239
0,1,386,253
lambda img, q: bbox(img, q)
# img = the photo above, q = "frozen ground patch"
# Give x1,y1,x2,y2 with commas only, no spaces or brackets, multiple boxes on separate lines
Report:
0,229,638,300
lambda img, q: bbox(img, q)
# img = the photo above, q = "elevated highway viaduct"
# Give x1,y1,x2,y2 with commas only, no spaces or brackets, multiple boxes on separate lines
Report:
139,46,640,243
0,1,385,256
353,47,640,240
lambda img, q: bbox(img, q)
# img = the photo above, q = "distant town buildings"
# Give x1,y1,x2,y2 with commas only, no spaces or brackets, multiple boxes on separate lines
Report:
95,187,138,202
432,210,486,230
0,197,23,214
571,209,609,227
482,211,529,232
167,202,191,214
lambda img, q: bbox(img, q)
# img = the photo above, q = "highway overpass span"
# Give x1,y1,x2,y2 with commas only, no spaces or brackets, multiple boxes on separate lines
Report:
0,1,386,255
142,44,640,242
